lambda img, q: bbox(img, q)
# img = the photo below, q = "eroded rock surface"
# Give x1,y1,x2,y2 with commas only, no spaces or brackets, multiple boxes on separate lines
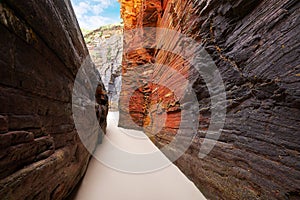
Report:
85,24,123,110
0,0,108,199
119,0,300,199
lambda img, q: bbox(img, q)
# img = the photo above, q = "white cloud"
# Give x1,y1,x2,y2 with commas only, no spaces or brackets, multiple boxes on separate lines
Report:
92,4,105,15
73,2,90,16
79,15,120,30
92,0,113,7
71,0,120,30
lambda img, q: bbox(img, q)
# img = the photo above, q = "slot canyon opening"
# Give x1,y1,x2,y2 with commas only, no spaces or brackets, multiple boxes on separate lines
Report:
70,0,300,199
70,0,300,198
74,13,123,111
0,0,299,199
70,0,210,198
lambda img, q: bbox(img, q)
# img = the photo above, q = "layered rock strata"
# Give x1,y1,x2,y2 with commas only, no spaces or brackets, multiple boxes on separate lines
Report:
0,0,108,199
119,0,300,199
85,24,123,111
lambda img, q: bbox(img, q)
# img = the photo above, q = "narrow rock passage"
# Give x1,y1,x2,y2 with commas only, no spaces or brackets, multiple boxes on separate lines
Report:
72,112,206,200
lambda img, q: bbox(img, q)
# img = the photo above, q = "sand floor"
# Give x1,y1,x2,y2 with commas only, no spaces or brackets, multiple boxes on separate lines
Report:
72,112,206,200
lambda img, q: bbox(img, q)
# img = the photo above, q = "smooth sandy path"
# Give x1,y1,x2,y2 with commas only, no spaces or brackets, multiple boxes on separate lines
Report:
72,112,206,200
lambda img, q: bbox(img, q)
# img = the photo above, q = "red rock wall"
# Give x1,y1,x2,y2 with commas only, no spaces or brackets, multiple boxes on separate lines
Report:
119,0,300,199
0,0,107,199
119,0,162,129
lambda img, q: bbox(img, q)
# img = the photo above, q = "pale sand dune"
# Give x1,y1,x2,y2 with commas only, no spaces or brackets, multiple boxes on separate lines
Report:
72,112,206,200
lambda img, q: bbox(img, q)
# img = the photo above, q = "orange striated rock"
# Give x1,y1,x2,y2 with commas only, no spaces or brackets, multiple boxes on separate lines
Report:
118,0,163,129
119,0,192,135
119,0,300,199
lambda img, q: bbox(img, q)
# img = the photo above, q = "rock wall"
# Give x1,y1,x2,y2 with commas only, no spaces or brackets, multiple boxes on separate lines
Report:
119,0,300,199
119,0,162,129
85,24,123,111
0,0,107,199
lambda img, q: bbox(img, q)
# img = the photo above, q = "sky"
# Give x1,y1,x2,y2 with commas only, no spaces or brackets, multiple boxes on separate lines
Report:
70,0,121,30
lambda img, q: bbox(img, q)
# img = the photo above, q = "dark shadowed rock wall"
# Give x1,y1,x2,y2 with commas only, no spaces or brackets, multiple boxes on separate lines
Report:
0,0,108,199
119,0,300,199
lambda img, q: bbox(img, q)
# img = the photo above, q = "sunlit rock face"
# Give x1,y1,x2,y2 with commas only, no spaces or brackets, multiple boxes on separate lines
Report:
0,0,108,199
119,0,162,129
85,24,123,110
119,0,300,199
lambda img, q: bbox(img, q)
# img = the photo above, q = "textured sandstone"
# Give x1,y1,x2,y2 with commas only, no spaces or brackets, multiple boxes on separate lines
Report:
0,0,108,199
0,116,8,133
119,0,162,129
119,0,300,199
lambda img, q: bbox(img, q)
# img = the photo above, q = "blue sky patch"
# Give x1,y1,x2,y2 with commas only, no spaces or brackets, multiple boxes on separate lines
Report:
71,0,121,30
